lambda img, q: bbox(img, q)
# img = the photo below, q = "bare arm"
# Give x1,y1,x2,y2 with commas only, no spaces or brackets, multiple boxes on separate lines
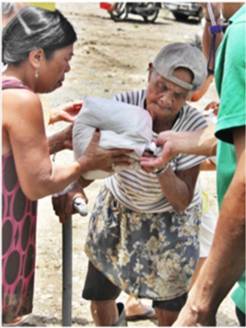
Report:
202,21,223,60
173,127,245,326
140,124,216,169
158,165,200,213
4,89,132,200
4,90,82,199
202,3,223,60
162,124,216,157
48,125,73,154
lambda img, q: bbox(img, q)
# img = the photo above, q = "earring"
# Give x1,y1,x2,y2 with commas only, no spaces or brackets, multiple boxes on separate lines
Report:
35,69,39,79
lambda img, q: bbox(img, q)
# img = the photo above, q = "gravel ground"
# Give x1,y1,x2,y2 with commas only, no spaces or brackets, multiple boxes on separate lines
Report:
21,3,239,326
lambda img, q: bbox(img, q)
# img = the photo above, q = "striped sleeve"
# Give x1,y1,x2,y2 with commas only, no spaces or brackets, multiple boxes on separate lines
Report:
112,90,145,107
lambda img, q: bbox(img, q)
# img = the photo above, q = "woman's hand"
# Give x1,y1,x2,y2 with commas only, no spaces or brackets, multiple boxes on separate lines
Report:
79,129,133,172
140,131,176,170
140,150,160,173
172,293,216,326
49,101,82,124
52,181,88,223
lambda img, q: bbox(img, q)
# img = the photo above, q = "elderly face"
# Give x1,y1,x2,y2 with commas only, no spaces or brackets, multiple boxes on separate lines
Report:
146,67,192,132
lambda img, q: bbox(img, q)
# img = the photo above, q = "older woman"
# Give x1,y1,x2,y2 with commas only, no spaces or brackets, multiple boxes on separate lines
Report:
2,7,131,323
80,43,208,326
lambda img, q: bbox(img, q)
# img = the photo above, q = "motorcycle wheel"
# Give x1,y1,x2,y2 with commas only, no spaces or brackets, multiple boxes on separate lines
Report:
173,12,189,22
144,9,159,23
140,2,160,23
109,3,128,21
143,9,159,23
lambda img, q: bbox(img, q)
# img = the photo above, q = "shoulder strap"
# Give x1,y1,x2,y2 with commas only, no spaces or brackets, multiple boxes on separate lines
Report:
2,79,30,90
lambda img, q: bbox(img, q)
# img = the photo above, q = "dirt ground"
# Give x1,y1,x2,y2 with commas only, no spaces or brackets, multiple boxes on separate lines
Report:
25,3,238,326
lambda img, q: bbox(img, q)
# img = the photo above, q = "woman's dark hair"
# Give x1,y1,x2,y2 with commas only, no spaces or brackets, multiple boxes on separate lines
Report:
2,6,77,65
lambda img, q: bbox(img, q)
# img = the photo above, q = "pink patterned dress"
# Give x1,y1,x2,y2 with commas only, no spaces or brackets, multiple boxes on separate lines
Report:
2,80,37,323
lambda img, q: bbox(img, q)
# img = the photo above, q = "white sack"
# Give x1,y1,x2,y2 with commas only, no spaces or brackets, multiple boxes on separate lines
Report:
73,96,155,179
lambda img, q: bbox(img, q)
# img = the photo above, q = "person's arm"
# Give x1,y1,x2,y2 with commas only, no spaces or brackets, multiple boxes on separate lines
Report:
48,125,73,154
202,3,223,60
47,101,83,153
4,89,132,200
173,127,245,326
48,100,82,124
140,124,216,169
157,165,200,213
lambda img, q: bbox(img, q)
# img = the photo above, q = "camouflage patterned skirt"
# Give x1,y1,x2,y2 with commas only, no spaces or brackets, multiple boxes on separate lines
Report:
85,186,201,301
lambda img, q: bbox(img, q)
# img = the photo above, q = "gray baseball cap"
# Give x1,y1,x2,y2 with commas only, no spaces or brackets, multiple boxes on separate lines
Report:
153,42,207,91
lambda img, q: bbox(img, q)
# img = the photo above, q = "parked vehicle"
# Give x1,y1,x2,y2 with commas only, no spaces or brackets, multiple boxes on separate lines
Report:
164,2,203,23
100,2,162,23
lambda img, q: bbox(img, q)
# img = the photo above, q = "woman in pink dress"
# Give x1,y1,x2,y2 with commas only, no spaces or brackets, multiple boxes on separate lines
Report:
2,6,131,324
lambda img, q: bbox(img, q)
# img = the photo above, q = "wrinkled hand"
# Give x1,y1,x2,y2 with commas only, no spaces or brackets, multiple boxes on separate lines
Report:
49,101,83,124
172,309,198,326
140,150,156,173
140,131,176,170
80,129,133,172
52,182,88,223
172,301,216,326
172,305,201,326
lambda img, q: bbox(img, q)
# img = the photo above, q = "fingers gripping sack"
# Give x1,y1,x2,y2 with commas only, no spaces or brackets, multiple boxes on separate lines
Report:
73,96,155,179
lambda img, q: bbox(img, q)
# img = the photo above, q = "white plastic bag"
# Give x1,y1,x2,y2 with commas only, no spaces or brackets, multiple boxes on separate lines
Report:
73,96,154,179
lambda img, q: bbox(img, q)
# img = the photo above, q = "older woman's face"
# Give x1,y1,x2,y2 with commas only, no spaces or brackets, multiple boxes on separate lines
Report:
146,67,192,129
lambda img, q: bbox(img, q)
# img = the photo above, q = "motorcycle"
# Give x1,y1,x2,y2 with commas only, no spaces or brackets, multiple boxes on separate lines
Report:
100,2,162,23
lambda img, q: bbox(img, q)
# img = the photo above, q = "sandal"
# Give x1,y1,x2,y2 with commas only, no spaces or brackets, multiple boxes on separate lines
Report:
125,301,156,321
3,315,30,327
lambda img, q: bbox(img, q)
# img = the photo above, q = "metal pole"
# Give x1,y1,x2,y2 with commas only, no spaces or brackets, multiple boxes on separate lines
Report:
61,197,88,326
62,216,72,326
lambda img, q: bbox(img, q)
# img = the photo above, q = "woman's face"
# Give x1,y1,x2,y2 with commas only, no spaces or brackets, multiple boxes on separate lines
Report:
37,44,74,93
146,68,191,128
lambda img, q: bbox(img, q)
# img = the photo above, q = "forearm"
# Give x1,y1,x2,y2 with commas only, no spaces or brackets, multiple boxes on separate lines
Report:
22,156,93,200
185,162,245,321
48,130,67,154
174,125,216,157
25,161,80,200
202,20,223,60
158,167,192,212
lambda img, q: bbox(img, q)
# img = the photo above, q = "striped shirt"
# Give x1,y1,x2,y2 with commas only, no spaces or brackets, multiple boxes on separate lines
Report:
105,89,207,213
